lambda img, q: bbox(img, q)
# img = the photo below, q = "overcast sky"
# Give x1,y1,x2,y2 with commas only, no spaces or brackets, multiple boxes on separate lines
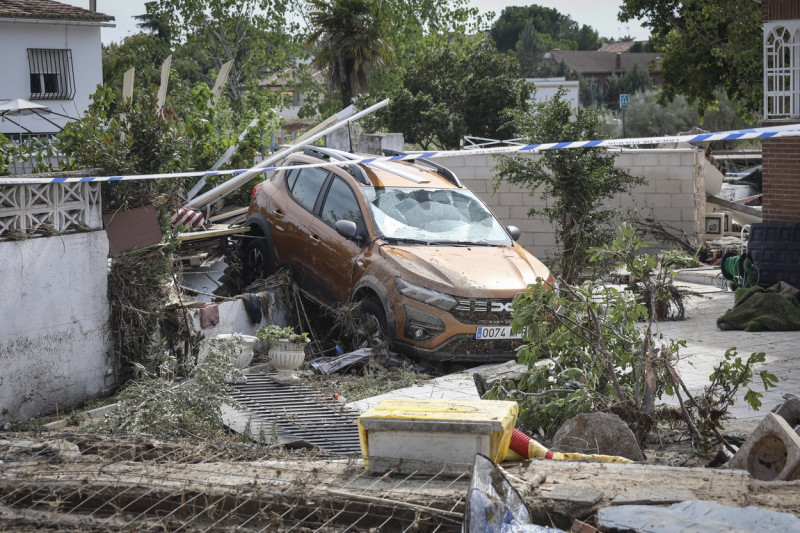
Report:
63,0,649,45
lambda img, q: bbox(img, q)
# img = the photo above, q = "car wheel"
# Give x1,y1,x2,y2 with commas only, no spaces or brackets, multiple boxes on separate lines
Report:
361,297,388,340
243,237,274,284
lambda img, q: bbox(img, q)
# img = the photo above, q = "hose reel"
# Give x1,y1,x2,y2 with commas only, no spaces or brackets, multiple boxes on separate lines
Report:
720,247,759,290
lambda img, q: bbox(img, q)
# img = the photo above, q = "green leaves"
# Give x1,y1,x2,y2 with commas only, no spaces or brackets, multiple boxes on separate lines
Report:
493,91,644,283
619,0,762,117
306,0,390,107
385,39,527,150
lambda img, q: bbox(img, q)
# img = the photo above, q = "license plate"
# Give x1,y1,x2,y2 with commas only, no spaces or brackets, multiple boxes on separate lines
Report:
475,326,522,340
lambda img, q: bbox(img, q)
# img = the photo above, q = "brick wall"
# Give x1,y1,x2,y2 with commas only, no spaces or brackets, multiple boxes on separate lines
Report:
443,148,704,259
762,136,800,222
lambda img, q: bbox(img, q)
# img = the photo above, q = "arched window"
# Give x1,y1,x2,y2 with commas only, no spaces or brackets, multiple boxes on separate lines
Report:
765,22,800,119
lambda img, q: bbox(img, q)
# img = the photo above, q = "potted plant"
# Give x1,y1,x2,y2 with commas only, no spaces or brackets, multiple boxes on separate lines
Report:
256,325,310,383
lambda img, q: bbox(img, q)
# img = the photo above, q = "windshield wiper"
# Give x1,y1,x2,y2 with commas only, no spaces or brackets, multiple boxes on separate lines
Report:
382,236,432,245
428,240,502,247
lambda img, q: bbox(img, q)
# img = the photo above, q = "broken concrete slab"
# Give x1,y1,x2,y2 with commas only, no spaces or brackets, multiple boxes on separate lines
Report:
727,412,800,481
552,412,645,462
610,488,697,506
597,499,800,533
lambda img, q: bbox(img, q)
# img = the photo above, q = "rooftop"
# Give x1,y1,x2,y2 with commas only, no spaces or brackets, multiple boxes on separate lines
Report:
0,0,114,23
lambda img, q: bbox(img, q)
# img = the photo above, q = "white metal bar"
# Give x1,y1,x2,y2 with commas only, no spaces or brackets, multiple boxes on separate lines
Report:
184,99,389,210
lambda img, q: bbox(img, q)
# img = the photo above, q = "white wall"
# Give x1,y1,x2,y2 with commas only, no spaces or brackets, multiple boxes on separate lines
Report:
0,231,113,422
0,20,105,136
445,148,705,260
526,78,581,108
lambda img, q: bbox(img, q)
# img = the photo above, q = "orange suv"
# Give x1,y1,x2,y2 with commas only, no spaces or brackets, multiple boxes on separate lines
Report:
242,147,553,362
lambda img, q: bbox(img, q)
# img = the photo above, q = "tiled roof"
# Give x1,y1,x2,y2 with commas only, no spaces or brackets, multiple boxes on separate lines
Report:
0,0,114,23
598,42,636,53
549,51,662,75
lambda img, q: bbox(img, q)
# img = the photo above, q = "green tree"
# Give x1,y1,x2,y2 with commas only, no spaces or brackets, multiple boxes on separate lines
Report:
619,0,762,116
622,89,755,141
369,0,487,97
602,63,652,108
102,33,171,90
305,0,390,108
148,0,297,104
490,5,600,53
134,1,172,41
386,39,528,150
516,20,547,78
492,90,644,283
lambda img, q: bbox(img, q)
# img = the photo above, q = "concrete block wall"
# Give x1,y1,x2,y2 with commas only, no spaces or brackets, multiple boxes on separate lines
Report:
0,231,113,423
443,148,704,260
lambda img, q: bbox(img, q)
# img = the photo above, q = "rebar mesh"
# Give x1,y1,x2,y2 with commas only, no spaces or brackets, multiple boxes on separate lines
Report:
0,431,468,532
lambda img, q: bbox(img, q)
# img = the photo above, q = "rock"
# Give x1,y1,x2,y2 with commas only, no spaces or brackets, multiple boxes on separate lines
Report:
772,393,800,427
551,413,645,462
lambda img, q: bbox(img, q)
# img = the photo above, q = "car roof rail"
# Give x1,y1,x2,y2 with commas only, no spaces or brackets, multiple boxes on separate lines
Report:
302,146,370,185
381,149,462,187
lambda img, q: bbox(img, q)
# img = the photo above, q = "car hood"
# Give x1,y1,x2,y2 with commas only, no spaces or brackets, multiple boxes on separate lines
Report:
379,244,551,295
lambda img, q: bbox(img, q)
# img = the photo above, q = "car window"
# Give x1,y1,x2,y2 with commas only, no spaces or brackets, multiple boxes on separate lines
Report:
365,187,512,246
284,168,299,190
320,176,363,227
288,167,329,212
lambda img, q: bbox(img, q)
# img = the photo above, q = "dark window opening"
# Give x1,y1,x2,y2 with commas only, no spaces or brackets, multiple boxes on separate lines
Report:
28,49,75,100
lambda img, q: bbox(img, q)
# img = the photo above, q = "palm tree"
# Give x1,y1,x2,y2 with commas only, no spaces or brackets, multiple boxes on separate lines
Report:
306,0,390,108
134,2,172,42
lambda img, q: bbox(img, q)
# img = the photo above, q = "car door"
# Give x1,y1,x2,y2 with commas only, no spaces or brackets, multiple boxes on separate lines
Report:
270,166,330,286
304,174,368,305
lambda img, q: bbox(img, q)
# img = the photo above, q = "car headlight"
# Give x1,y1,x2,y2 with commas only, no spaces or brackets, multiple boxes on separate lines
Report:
395,278,457,311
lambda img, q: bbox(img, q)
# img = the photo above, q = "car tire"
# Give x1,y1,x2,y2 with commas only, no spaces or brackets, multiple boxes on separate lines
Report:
361,297,388,339
243,237,275,284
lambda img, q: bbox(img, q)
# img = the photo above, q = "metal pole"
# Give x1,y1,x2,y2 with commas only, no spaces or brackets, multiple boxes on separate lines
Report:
184,99,389,210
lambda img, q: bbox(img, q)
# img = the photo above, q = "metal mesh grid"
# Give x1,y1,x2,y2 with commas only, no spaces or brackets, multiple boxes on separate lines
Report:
0,431,468,532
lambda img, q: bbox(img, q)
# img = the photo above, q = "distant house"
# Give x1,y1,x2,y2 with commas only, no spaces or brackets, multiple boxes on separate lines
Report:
0,0,114,138
544,50,663,93
259,67,326,131
525,77,580,107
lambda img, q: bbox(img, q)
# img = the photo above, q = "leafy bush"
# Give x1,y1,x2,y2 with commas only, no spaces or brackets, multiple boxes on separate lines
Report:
489,224,777,448
257,324,309,344
93,335,246,439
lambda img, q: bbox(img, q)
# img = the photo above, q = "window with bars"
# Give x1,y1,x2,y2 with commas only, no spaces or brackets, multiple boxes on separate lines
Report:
764,22,800,119
27,49,76,100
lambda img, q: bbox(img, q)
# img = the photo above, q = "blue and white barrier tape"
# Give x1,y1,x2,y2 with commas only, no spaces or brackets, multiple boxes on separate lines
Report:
2,124,799,185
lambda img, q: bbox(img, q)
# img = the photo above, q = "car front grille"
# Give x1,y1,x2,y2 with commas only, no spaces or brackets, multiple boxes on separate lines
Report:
451,297,514,324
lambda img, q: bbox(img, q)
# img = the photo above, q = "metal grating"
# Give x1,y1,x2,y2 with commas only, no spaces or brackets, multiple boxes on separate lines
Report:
229,374,363,455
27,49,76,100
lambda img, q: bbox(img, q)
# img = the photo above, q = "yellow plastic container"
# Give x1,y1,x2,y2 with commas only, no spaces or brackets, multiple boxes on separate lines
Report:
358,398,519,474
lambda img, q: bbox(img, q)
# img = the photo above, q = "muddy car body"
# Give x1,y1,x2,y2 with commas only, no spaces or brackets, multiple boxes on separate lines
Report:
242,147,553,362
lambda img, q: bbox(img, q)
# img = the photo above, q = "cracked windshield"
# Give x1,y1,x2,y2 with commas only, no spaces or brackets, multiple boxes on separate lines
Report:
366,187,512,246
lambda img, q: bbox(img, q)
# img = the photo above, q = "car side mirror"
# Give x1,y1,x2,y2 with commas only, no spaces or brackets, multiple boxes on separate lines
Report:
335,219,358,241
507,225,521,241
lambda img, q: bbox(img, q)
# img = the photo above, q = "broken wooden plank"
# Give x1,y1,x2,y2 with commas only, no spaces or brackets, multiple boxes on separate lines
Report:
472,360,528,397
177,224,249,242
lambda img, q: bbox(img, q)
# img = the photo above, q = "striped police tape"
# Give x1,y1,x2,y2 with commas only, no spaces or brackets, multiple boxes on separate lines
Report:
3,124,800,185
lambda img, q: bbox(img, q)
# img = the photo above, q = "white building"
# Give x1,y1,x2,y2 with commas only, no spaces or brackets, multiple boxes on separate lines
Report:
525,77,580,108
0,0,114,138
